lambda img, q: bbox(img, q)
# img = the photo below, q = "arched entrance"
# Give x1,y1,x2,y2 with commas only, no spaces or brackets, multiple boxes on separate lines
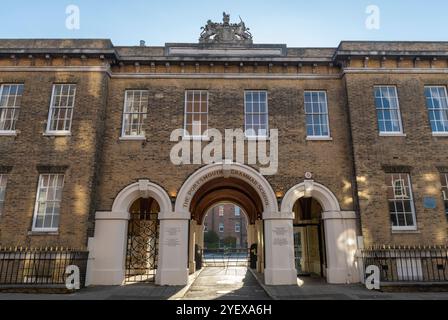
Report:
282,180,360,284
125,197,160,283
86,180,171,286
175,162,298,285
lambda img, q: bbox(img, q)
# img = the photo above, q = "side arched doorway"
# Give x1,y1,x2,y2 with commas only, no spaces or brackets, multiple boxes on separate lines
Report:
282,181,360,284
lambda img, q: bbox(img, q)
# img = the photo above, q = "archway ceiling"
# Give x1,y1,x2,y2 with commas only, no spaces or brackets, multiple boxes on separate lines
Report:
190,177,263,224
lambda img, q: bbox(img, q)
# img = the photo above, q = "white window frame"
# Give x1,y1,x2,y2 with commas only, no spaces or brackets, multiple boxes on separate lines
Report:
45,84,76,136
235,222,241,233
441,173,448,217
304,91,331,139
234,207,241,216
0,84,24,135
424,86,448,135
219,205,224,216
0,174,7,215
120,90,149,139
374,86,404,135
184,90,208,140
387,173,417,231
32,174,65,232
244,90,269,139
219,223,224,233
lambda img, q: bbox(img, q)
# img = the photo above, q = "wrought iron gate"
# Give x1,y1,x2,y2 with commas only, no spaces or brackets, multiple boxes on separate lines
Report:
125,199,159,283
201,248,250,268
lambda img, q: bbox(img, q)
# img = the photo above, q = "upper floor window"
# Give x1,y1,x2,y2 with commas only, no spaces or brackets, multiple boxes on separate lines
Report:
0,174,7,215
441,173,448,218
245,90,268,138
32,174,65,232
218,205,224,216
374,86,404,134
219,223,224,233
424,86,448,134
46,84,76,135
0,84,24,134
386,173,417,231
235,222,241,233
234,207,240,216
122,90,148,138
184,90,208,138
304,91,330,138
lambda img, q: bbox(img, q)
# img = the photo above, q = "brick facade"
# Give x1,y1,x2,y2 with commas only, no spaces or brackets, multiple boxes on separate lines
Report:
0,39,447,251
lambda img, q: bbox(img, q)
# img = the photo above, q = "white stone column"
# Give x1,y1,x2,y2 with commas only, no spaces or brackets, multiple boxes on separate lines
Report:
322,211,359,284
155,212,190,286
86,211,129,286
263,212,297,285
188,220,197,274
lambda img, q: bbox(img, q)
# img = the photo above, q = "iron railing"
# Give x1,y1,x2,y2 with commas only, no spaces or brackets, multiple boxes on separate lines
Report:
0,246,89,288
362,246,448,283
202,248,250,268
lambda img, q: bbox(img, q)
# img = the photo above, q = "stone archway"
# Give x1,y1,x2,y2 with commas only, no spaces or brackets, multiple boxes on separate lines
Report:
281,180,360,284
86,180,172,286
175,162,298,285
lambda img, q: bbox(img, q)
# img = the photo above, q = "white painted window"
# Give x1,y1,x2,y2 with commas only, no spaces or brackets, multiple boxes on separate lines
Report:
184,90,208,138
234,207,241,216
219,205,224,216
245,90,268,138
0,174,7,215
235,222,241,233
386,173,417,231
0,84,24,134
441,173,448,218
219,223,224,233
46,84,76,135
304,91,330,138
32,174,65,232
425,86,448,134
374,86,404,134
122,90,148,138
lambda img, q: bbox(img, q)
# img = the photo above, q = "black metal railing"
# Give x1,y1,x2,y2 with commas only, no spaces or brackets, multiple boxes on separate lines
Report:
201,248,250,268
362,246,448,283
0,246,89,288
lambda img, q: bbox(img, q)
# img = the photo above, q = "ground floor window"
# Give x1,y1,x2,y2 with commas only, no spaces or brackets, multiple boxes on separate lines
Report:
0,174,7,215
441,173,448,218
386,173,417,230
32,174,64,232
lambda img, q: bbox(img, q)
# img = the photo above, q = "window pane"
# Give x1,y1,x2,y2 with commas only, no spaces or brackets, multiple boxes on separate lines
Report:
245,91,268,137
184,90,208,137
386,173,416,229
425,86,448,133
122,90,148,137
33,174,64,231
374,86,403,133
47,84,76,133
304,91,330,137
0,84,24,131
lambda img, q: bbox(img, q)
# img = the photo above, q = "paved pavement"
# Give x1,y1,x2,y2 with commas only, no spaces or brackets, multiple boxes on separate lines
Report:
1,268,448,300
181,267,271,300
251,271,448,300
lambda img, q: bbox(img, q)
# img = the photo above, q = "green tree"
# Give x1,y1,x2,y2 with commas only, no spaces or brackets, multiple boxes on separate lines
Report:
204,230,219,249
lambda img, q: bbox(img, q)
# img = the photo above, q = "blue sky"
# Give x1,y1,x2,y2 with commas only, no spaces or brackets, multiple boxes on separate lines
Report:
0,0,447,47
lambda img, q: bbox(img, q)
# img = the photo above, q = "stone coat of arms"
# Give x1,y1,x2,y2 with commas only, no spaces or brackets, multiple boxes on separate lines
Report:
199,12,253,45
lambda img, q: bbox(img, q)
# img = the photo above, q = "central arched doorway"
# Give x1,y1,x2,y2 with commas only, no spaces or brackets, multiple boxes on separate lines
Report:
187,176,266,274
200,203,250,268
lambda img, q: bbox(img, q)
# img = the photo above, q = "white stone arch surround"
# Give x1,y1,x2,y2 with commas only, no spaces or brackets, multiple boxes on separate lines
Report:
281,180,360,284
281,180,340,213
86,180,173,286
111,180,172,216
175,162,279,218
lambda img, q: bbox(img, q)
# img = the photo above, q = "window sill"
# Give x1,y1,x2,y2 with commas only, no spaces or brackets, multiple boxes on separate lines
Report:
0,131,17,136
43,132,71,137
391,228,419,234
306,136,333,141
28,231,59,236
432,133,448,137
379,133,407,137
119,136,147,141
